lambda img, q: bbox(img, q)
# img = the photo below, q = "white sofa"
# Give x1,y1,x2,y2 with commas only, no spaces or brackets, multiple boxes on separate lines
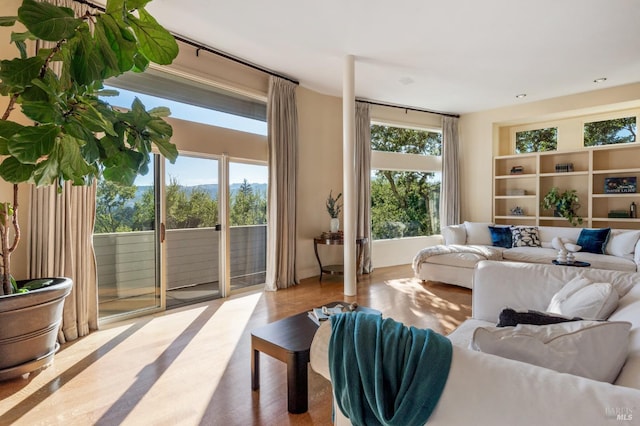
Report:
414,222,640,289
311,261,640,425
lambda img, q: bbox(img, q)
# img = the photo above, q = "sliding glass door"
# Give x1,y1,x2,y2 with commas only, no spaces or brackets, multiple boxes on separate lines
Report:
165,155,221,308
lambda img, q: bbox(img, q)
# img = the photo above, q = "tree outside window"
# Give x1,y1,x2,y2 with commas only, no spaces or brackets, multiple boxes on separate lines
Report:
515,127,558,153
584,117,636,146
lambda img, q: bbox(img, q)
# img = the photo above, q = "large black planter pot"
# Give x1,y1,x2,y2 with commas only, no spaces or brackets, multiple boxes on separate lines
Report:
0,277,72,381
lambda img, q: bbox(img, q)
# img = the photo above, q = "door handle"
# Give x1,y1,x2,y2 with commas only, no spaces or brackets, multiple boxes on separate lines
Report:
160,222,166,242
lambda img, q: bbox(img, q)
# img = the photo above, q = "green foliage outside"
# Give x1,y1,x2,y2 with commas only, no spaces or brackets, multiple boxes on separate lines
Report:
95,178,266,233
370,125,441,240
515,127,557,153
584,117,636,146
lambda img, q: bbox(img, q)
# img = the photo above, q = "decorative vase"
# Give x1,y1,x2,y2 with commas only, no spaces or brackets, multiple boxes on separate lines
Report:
330,218,340,233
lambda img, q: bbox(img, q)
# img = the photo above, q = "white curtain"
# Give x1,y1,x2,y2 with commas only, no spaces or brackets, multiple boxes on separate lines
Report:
265,76,298,290
440,116,461,227
355,102,373,274
28,182,99,343
28,0,99,344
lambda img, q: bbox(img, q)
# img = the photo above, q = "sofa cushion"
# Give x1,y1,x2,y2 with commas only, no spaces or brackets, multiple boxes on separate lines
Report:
577,227,611,254
422,251,494,269
464,221,493,245
606,230,640,257
471,321,632,383
502,247,557,264
500,247,638,272
538,226,582,248
442,224,466,245
488,226,512,248
609,284,640,389
547,276,619,320
510,226,541,247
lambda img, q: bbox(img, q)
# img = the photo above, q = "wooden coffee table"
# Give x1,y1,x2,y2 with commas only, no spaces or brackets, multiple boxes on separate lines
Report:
251,302,380,413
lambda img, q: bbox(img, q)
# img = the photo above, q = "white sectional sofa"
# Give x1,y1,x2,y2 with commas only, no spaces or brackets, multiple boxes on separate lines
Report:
413,222,640,289
311,261,640,425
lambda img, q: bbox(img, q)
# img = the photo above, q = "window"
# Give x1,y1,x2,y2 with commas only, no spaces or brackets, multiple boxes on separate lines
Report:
515,127,557,153
370,124,442,240
584,116,636,147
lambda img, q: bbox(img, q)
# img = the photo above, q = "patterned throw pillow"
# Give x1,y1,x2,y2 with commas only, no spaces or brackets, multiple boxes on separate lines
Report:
510,226,541,247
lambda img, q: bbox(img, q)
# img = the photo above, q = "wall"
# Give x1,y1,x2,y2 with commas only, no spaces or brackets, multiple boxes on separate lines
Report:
459,83,640,223
0,0,31,280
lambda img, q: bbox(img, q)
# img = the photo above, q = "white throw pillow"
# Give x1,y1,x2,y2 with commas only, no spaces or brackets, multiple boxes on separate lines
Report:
606,230,640,257
471,321,632,383
442,224,466,245
547,276,619,320
463,221,493,245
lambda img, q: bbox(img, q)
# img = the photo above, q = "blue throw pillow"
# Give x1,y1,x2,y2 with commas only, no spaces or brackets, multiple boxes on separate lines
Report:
488,226,512,248
577,228,611,254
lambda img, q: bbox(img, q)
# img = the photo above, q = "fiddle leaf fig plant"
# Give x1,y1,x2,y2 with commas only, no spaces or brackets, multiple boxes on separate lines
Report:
541,187,583,226
0,0,180,295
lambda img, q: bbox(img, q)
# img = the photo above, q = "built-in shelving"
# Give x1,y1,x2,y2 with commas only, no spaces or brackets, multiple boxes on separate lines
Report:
493,143,640,228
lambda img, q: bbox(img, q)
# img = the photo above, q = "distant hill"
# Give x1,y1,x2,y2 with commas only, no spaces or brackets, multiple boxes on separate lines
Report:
133,183,267,203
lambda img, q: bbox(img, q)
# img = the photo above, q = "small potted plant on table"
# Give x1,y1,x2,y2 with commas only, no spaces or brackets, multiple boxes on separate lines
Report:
541,187,583,226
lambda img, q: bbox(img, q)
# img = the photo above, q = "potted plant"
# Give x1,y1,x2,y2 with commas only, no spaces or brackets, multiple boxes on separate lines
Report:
0,0,178,380
326,190,342,232
541,187,583,226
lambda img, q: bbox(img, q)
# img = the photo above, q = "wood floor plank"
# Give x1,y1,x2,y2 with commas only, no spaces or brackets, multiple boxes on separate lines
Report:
0,265,471,425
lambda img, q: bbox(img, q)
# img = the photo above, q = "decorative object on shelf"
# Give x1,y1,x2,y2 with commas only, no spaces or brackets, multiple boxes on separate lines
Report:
506,189,526,196
541,187,583,226
510,166,524,174
555,163,574,173
631,202,637,219
609,210,631,218
604,177,637,194
510,206,525,216
326,190,342,232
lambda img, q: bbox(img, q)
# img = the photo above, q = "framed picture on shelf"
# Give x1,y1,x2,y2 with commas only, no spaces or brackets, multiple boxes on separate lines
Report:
604,177,637,194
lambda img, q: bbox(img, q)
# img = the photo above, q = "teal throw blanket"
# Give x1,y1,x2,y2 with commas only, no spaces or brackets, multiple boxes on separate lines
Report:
329,312,452,426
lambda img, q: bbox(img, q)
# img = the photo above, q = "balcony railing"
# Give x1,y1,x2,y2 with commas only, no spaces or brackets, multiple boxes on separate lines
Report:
94,225,267,302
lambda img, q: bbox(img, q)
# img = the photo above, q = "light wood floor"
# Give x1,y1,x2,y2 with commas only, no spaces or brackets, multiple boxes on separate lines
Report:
0,264,471,426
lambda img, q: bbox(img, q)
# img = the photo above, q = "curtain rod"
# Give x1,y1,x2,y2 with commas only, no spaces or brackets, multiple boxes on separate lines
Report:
73,0,299,85
357,98,460,118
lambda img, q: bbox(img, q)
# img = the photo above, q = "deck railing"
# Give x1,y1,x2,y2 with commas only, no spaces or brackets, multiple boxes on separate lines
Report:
94,225,267,300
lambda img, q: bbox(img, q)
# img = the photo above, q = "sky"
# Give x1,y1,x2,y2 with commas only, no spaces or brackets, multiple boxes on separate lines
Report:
103,86,268,187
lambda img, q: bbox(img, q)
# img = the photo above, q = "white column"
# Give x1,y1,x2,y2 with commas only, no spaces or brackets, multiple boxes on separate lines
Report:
343,55,356,296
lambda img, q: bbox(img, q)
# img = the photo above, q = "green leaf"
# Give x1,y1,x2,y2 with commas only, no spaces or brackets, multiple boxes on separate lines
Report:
32,155,60,186
70,24,104,85
96,89,120,97
102,150,143,185
0,16,17,27
59,134,95,183
0,57,44,89
148,106,170,117
96,14,136,73
0,156,36,183
9,124,59,164
71,100,117,136
0,120,24,139
11,31,34,59
132,52,149,72
81,137,100,164
94,17,122,79
21,100,60,124
126,0,152,9
106,0,126,15
154,137,178,164
18,0,82,41
127,9,178,65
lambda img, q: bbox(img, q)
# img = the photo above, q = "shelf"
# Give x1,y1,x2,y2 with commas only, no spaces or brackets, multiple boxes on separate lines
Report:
539,171,589,177
592,217,640,222
494,174,536,180
494,215,536,220
592,193,639,198
592,168,640,175
494,195,537,199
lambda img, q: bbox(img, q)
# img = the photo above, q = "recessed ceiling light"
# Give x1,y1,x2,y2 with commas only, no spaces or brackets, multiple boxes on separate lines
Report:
515,93,527,99
593,77,607,83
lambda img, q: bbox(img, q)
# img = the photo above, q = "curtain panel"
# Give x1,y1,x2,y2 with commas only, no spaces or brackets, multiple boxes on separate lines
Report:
355,102,373,274
28,0,99,344
440,116,461,228
265,76,298,290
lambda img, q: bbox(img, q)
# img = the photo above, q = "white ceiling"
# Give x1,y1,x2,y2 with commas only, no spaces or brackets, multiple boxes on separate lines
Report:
144,0,640,115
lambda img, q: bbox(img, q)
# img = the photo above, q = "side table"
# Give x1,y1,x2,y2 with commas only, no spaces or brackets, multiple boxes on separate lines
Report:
313,236,367,281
